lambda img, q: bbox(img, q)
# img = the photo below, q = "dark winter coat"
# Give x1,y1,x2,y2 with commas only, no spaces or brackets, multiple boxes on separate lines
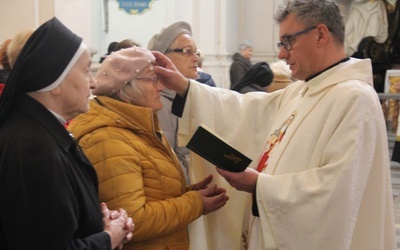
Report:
231,62,274,94
196,71,216,87
229,52,252,87
0,94,110,249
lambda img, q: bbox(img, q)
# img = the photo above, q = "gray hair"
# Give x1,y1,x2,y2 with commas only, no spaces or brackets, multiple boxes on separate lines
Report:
239,40,253,51
274,0,345,45
119,79,146,104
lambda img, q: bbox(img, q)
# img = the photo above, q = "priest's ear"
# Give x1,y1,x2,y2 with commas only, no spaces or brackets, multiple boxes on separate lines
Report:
315,24,329,46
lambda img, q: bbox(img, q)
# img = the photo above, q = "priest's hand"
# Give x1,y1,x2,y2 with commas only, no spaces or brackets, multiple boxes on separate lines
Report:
152,51,189,97
216,167,259,193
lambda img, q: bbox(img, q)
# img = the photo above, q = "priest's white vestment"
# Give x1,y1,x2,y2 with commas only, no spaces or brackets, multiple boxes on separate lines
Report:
180,58,395,250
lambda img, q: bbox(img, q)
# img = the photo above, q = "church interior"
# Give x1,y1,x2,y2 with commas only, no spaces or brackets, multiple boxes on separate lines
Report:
1,0,400,248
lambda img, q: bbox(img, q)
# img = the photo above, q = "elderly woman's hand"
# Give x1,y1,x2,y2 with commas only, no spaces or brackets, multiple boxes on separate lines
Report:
198,184,229,215
192,174,213,191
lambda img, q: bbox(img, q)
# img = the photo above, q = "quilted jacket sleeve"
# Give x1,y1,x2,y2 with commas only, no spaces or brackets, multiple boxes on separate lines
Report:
79,129,204,242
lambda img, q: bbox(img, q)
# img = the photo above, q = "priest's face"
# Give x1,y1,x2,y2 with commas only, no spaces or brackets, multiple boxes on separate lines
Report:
59,50,97,119
277,14,319,80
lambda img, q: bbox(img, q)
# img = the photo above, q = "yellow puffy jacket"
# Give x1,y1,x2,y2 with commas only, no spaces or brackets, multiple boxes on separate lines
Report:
68,96,203,250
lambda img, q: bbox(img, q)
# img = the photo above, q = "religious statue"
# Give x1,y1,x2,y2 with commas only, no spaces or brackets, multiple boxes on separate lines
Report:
341,0,389,56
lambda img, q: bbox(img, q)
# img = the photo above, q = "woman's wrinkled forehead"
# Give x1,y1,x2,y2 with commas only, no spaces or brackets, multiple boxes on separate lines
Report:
137,62,156,77
170,33,197,49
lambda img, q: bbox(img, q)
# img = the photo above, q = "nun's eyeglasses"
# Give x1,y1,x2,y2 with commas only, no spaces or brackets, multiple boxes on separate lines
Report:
135,75,159,85
166,47,201,57
277,26,317,51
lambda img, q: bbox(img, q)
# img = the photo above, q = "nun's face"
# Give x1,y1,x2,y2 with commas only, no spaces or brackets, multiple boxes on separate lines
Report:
59,50,97,119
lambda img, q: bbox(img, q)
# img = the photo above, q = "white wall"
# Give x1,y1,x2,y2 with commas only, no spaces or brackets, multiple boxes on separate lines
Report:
0,0,54,41
54,0,97,54
0,0,284,89
90,0,283,88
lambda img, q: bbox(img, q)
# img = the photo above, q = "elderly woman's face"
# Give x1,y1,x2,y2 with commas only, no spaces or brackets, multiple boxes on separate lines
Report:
165,34,199,79
59,50,97,120
123,63,164,112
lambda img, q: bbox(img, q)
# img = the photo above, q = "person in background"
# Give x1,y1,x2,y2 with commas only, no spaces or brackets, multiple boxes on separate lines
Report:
0,39,12,95
0,17,134,249
196,49,205,69
229,39,253,88
152,0,396,249
68,47,228,249
0,39,11,80
147,21,201,183
99,41,118,63
230,61,273,94
195,49,216,87
264,60,293,92
7,29,33,69
1,30,34,96
99,39,140,64
114,38,141,52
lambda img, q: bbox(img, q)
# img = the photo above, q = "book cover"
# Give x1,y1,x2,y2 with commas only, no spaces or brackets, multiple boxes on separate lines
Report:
186,125,252,172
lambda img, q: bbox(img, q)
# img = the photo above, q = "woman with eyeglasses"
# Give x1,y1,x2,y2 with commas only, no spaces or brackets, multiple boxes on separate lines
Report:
148,21,215,185
149,21,254,250
68,46,228,250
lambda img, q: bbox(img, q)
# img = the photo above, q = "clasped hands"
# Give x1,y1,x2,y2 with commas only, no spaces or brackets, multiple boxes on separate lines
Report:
101,202,134,250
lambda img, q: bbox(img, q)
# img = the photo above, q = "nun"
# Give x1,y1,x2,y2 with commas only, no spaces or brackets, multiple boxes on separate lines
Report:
0,17,133,249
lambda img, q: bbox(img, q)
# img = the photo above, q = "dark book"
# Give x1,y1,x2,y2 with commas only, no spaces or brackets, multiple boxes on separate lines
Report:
186,125,252,172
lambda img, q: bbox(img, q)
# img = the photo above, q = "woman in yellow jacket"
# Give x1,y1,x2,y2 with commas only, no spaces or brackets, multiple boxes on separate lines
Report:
68,47,228,250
